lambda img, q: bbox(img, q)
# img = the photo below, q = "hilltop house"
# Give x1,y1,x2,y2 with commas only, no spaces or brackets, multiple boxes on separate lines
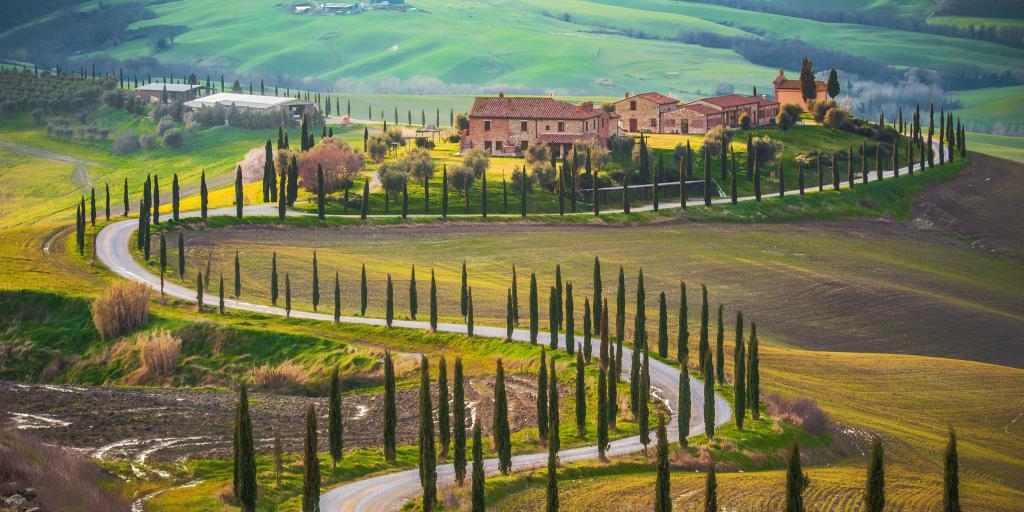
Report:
135,83,207,104
616,92,779,134
183,93,317,119
463,93,619,156
773,68,827,110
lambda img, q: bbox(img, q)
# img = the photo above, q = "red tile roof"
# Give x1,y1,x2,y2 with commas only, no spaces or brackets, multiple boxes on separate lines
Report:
699,94,766,108
633,92,679,105
678,104,720,116
535,132,598,144
469,96,601,120
774,78,827,91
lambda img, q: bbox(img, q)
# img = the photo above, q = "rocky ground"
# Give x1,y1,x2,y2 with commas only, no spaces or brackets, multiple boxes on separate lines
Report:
0,375,539,467
0,487,41,512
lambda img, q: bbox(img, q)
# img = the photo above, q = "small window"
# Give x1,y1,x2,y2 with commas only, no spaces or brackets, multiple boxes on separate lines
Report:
557,121,565,132
650,119,657,128
484,141,492,150
630,101,637,111
521,121,528,131
484,120,491,131
545,124,550,131
496,141,503,150
521,140,528,150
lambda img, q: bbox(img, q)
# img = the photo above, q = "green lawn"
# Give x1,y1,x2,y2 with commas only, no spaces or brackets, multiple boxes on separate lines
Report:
965,132,1024,162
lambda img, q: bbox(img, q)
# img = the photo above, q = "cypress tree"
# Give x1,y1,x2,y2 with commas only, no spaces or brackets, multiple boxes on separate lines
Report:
218,274,225,315
698,285,709,375
360,264,367,316
545,425,558,512
196,272,204,311
234,165,243,218
548,354,560,452
328,366,344,467
678,281,689,365
864,437,885,512
317,164,325,220
616,267,626,344
234,384,257,512
511,264,520,326
453,358,467,485
270,252,279,305
312,251,320,311
833,152,841,189
200,170,208,219
385,273,394,328
703,146,711,206
278,165,287,219
655,414,671,512
104,182,110,221
778,160,785,198
438,357,450,458
123,178,129,216
944,428,960,512
471,422,485,512
715,304,725,385
704,462,718,512
597,361,609,461
530,273,539,344
639,350,650,450
467,291,475,336
302,404,320,512
848,145,855,186
549,287,559,350
383,350,397,462
151,178,158,225
284,273,291,318
785,444,809,512
592,257,602,333
608,339,618,429
232,251,240,298
360,180,369,220
263,140,273,202
565,282,575,355
494,359,512,475
537,349,549,440
703,348,714,439
158,234,167,295
417,357,437,512
745,135,753,180
747,322,760,419
554,265,563,331
678,365,690,447
583,298,592,363
176,233,185,279
734,311,746,430
460,260,468,317
658,291,668,358
575,350,586,438
333,272,341,323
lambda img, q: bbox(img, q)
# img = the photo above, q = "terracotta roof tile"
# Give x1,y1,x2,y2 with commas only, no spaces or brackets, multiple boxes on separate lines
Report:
469,96,601,120
535,132,598,144
775,79,827,91
634,92,679,105
678,104,720,116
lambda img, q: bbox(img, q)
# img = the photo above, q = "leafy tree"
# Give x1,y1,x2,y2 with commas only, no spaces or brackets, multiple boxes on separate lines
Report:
864,437,885,512
302,404,320,512
328,366,344,467
786,443,810,512
826,68,840,99
493,359,512,475
383,351,397,462
417,357,437,511
453,358,467,485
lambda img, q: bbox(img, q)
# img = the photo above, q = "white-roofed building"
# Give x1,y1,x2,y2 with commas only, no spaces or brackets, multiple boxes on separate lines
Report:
183,93,317,119
134,82,207,104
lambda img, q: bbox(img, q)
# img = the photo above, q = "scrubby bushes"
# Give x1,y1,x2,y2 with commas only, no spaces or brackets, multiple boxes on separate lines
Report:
366,133,390,163
0,69,113,115
511,167,534,193
162,128,183,149
524,143,551,170
776,103,803,131
249,361,308,392
378,162,409,200
139,134,156,149
45,117,109,141
447,166,475,192
185,103,297,129
764,393,830,436
749,136,783,168
608,134,635,161
136,329,181,380
298,140,365,193
91,281,150,340
808,99,837,123
703,125,733,157
110,130,140,155
462,147,490,177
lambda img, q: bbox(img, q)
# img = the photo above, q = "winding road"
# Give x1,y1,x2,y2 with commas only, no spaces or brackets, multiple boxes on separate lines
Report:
94,142,948,511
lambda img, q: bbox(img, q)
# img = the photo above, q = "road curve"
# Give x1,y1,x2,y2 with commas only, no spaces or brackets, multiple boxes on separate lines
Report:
95,143,948,511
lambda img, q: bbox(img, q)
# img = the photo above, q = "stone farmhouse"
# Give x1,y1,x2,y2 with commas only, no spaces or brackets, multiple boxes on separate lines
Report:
773,68,827,110
463,93,619,156
614,92,780,134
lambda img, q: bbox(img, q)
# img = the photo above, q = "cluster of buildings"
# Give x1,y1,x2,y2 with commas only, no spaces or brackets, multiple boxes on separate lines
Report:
133,83,318,119
462,69,829,157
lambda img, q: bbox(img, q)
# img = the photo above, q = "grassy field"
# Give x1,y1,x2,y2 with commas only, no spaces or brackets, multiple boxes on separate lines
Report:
966,132,1024,162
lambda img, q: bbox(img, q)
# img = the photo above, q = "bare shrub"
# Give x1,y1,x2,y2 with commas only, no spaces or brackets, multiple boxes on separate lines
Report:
0,429,130,512
249,362,308,391
137,330,181,380
90,281,150,340
764,393,830,436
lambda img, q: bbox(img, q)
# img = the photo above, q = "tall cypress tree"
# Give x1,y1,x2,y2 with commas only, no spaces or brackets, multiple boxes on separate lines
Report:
548,287,559,350
638,350,650,450
565,282,575,355
734,311,746,430
158,234,167,295
150,177,158,225
360,264,368,316
270,252,279,305
218,274,225,315
284,273,291,318
608,338,618,429
234,384,256,512
200,169,208,219
548,354,560,453
678,365,690,448
333,272,341,323
278,165,287,220
383,351,397,463
616,267,626,344
302,404,320,512
437,357,450,458
511,264,520,326
232,251,240,298
575,350,586,438
453,358,467,485
460,261,468,317
263,139,274,202
715,304,725,385
417,357,437,511
467,287,474,336
123,178,129,217
471,422,484,512
944,428,960,512
430,269,438,332
177,233,186,279
655,414,671,512
703,348,715,440
530,273,539,344
704,462,718,512
312,252,320,312
781,445,810,512
545,425,558,512
597,361,608,461
864,437,885,512
385,274,394,327
592,257,602,332
698,285,709,375
678,281,689,365
328,366,344,467
408,265,418,320
583,298,592,363
747,322,760,420
494,359,512,475
658,291,668,358
234,165,243,218
196,272,204,311
537,349,549,440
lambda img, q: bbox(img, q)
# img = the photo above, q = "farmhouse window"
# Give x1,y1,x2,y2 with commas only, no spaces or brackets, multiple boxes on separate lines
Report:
650,119,657,128
484,141,492,150
521,121,528,131
557,121,565,132
630,101,636,111
521,141,528,150
496,141,503,150
484,120,491,131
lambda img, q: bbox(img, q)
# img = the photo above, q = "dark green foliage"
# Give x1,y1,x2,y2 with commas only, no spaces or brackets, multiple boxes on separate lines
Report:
234,384,256,512
158,234,167,293
493,359,512,475
430,269,438,331
575,351,586,438
537,348,549,440
302,404,320,512
530,273,539,344
716,304,725,385
548,353,560,452
233,252,241,298
638,350,650,449
360,264,368,316
218,274,225,315
333,272,341,323
234,165,243,218
438,357,450,458
827,68,840,99
698,285,709,376
546,425,558,512
608,338,618,428
655,414,671,512
278,165,287,220
200,170,208,219
944,428,960,512
328,366,343,467
786,444,810,512
511,265,520,326
658,291,668,358
704,462,718,512
565,283,575,355
196,272,204,311
734,311,746,430
383,351,397,463
385,274,394,328
592,257,602,333
747,322,760,420
678,282,689,365
409,265,418,320
703,348,715,440
460,261,468,318
506,289,514,340
471,423,484,512
864,437,885,512
799,56,816,103
270,252,278,306
615,267,626,344
597,361,609,461
466,287,474,336
151,177,158,225
678,366,690,448
453,358,468,485
123,178,129,216
583,297,592,363
284,273,291,317
312,252,320,311
418,357,437,511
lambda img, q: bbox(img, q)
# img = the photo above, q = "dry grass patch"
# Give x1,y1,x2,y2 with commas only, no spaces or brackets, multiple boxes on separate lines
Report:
90,281,150,340
249,361,309,392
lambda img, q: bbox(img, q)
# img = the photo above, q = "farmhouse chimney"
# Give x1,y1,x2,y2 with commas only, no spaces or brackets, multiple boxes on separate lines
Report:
624,92,630,98
499,91,505,98
581,101,593,112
